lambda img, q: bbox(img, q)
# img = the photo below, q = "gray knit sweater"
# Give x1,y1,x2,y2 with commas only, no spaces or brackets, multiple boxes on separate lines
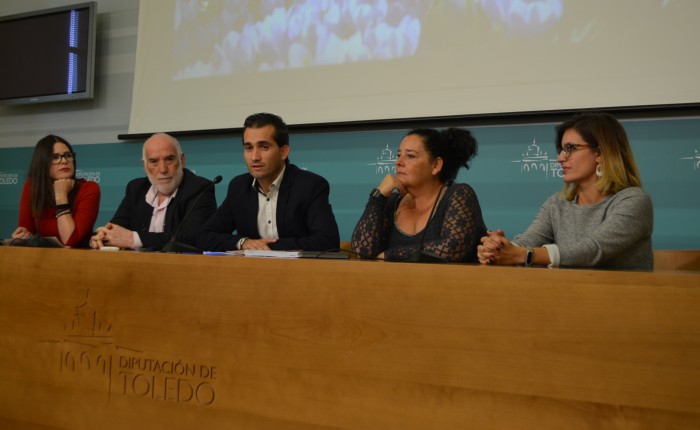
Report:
513,187,653,270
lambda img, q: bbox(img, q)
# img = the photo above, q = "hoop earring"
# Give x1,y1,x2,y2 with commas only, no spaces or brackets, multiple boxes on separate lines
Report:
595,164,603,177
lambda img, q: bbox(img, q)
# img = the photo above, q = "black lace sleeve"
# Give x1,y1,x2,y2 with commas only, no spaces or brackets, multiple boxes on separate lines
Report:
385,184,486,263
351,194,395,258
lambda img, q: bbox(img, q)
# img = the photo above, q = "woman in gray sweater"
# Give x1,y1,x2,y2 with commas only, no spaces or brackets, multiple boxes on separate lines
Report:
477,113,653,270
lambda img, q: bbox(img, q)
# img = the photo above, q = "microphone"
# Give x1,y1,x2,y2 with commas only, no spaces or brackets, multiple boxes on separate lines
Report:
9,235,63,248
10,208,64,248
161,175,221,253
408,185,447,264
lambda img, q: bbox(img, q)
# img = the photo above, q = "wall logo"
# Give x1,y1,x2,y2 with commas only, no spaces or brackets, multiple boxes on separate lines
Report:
368,144,397,175
680,149,700,172
76,169,101,183
511,139,562,180
0,171,19,185
43,289,218,406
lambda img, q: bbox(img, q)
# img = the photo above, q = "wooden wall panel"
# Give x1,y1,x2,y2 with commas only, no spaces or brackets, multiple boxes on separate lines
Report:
1,247,699,429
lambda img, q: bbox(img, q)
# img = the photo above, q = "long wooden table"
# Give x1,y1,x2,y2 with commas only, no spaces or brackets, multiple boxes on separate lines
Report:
1,246,699,429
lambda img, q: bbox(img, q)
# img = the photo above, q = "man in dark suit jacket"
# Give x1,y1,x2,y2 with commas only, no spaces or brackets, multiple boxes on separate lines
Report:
198,113,339,252
91,133,216,250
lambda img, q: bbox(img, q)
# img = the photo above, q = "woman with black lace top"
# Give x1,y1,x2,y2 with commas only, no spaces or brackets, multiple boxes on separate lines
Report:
351,128,487,262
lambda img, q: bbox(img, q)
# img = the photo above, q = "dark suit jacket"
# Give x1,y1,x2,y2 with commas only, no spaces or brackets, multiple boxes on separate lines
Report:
111,169,217,250
197,164,340,252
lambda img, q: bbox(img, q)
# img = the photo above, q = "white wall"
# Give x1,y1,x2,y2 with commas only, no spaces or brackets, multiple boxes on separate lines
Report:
0,0,139,148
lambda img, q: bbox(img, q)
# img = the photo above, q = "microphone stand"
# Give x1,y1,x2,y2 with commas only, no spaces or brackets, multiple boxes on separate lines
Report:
161,175,221,253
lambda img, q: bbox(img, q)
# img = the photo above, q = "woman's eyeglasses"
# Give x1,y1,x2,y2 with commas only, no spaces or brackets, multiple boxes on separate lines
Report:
50,152,75,164
557,143,590,158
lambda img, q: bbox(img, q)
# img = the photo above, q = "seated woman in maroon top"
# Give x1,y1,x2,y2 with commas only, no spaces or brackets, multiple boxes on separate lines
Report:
12,135,100,247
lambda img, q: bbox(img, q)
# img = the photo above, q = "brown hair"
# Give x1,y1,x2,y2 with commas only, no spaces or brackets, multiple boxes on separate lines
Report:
26,135,78,219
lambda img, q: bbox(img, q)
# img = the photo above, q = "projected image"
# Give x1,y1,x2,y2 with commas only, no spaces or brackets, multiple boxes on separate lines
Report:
475,0,563,35
132,0,698,135
172,0,566,80
173,0,429,79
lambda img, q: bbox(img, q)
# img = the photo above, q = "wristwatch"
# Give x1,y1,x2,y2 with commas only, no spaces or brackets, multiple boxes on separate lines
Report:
237,237,248,250
370,188,385,199
524,247,534,267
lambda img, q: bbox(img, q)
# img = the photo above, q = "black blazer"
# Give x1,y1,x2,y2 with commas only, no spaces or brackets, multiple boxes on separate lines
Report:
198,164,340,252
111,169,217,250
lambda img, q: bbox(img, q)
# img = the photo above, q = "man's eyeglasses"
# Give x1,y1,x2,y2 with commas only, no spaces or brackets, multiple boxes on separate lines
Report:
557,143,590,158
51,152,75,164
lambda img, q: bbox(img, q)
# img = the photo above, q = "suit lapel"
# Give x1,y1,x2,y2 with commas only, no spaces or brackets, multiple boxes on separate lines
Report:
163,171,188,233
275,165,293,236
243,178,261,236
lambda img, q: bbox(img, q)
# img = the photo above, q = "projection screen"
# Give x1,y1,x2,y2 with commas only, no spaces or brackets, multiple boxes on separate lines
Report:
128,0,700,135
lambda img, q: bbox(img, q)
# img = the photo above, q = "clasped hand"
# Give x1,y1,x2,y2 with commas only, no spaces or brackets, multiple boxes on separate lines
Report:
477,229,523,265
240,238,277,251
91,223,134,249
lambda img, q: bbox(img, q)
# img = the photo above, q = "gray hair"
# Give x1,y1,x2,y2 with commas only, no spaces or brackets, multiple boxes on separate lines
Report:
141,133,183,161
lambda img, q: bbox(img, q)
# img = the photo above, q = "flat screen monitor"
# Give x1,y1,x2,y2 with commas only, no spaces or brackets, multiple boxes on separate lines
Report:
0,2,96,105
